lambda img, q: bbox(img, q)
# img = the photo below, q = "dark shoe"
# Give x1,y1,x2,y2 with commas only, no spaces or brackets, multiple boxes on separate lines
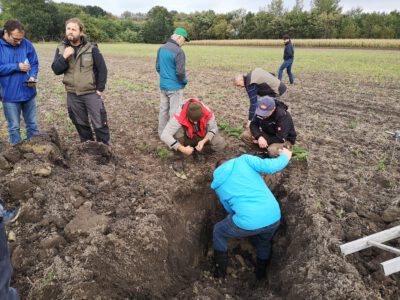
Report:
213,250,228,278
255,257,269,280
3,207,20,224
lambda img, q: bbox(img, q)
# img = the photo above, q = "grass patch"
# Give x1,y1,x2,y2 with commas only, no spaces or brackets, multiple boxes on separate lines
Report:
156,147,169,158
349,118,359,129
377,157,386,172
292,144,308,161
218,120,244,138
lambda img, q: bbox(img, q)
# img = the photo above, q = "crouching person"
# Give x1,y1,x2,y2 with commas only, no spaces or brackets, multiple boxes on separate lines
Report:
241,96,296,157
210,148,292,279
160,99,226,157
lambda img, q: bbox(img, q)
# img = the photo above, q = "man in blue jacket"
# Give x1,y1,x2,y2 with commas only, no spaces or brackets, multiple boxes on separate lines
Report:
211,148,292,279
0,19,39,145
156,28,189,137
278,35,294,84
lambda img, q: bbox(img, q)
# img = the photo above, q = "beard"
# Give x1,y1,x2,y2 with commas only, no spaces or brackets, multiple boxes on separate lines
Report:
67,34,81,44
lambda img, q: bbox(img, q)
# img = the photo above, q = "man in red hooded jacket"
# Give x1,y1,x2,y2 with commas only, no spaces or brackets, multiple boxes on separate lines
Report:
160,99,226,156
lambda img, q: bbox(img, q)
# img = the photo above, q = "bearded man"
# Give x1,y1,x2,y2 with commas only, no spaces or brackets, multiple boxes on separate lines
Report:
51,18,110,145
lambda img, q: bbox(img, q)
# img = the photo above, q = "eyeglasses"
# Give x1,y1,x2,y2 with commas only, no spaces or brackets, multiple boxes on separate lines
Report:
8,33,24,43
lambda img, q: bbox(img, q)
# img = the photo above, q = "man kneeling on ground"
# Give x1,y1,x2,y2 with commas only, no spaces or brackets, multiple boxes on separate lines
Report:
161,98,226,156
241,96,296,157
211,147,292,279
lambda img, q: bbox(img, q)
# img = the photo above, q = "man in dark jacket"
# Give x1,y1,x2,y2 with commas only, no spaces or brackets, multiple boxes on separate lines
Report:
278,34,294,84
156,28,189,137
234,68,287,126
241,96,296,157
51,18,110,145
0,19,39,145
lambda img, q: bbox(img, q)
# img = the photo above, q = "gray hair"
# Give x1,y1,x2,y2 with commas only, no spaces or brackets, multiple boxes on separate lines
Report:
171,33,181,40
234,74,245,85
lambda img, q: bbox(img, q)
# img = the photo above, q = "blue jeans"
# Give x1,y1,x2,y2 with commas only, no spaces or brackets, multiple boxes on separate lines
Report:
0,221,20,300
213,214,280,260
2,98,39,145
278,59,294,84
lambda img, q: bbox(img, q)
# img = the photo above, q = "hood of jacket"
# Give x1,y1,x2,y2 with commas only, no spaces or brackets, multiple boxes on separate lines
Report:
211,158,236,190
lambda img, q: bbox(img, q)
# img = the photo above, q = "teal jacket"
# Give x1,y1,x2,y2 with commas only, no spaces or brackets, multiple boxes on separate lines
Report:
211,154,289,230
156,39,188,91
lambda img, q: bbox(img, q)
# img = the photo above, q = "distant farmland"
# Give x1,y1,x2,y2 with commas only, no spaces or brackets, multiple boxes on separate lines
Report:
190,39,400,49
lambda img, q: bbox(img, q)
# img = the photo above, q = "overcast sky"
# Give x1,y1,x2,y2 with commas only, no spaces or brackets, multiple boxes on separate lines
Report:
52,0,400,16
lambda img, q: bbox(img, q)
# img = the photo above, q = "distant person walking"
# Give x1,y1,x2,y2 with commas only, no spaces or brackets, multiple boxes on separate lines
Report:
0,19,40,145
278,35,294,84
156,28,190,137
51,18,110,145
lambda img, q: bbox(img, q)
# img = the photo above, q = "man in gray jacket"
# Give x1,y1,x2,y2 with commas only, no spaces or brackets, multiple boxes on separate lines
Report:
161,99,226,156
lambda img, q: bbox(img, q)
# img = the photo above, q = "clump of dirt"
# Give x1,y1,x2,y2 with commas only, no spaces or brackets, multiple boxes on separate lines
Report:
1,49,399,299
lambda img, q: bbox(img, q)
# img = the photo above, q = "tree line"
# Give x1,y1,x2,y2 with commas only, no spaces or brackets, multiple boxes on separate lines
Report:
0,0,399,43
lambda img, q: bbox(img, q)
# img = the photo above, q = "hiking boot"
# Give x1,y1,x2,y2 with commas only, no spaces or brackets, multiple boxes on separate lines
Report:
213,250,228,278
2,207,20,224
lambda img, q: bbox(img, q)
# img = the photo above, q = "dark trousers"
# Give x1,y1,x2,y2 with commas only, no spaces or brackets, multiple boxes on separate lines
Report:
278,59,294,84
213,214,280,260
0,221,20,300
67,92,111,145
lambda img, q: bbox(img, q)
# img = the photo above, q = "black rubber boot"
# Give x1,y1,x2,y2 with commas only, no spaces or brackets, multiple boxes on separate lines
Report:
255,257,269,280
213,250,228,278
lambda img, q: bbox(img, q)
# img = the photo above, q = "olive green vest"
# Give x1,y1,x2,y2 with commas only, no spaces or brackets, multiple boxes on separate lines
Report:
58,42,96,95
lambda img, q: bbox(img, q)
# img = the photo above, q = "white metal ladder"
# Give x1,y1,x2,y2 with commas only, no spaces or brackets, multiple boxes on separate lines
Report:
340,225,400,276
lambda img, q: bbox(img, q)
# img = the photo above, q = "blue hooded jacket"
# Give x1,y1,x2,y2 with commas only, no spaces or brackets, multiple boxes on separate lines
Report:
211,154,289,230
0,30,38,103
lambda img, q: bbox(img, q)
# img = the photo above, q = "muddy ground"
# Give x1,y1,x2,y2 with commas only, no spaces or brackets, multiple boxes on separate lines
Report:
0,47,399,300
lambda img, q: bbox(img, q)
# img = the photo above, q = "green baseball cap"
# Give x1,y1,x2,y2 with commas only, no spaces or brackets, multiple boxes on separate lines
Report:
174,27,190,41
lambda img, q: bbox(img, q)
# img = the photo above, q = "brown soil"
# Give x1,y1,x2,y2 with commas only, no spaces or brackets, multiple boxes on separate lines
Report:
0,49,399,300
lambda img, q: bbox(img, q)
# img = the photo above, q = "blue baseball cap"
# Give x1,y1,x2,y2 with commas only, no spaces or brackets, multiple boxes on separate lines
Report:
255,96,276,118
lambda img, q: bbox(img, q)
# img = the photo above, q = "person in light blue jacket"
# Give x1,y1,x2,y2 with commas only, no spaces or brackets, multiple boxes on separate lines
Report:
211,148,292,279
0,19,39,145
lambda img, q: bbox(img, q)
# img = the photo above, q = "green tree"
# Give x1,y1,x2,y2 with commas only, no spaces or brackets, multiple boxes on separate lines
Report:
208,15,232,39
187,10,216,40
311,0,342,14
292,0,304,12
267,0,285,17
142,6,173,43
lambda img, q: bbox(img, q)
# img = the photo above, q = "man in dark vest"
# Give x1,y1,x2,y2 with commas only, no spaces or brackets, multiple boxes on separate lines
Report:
51,18,110,145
